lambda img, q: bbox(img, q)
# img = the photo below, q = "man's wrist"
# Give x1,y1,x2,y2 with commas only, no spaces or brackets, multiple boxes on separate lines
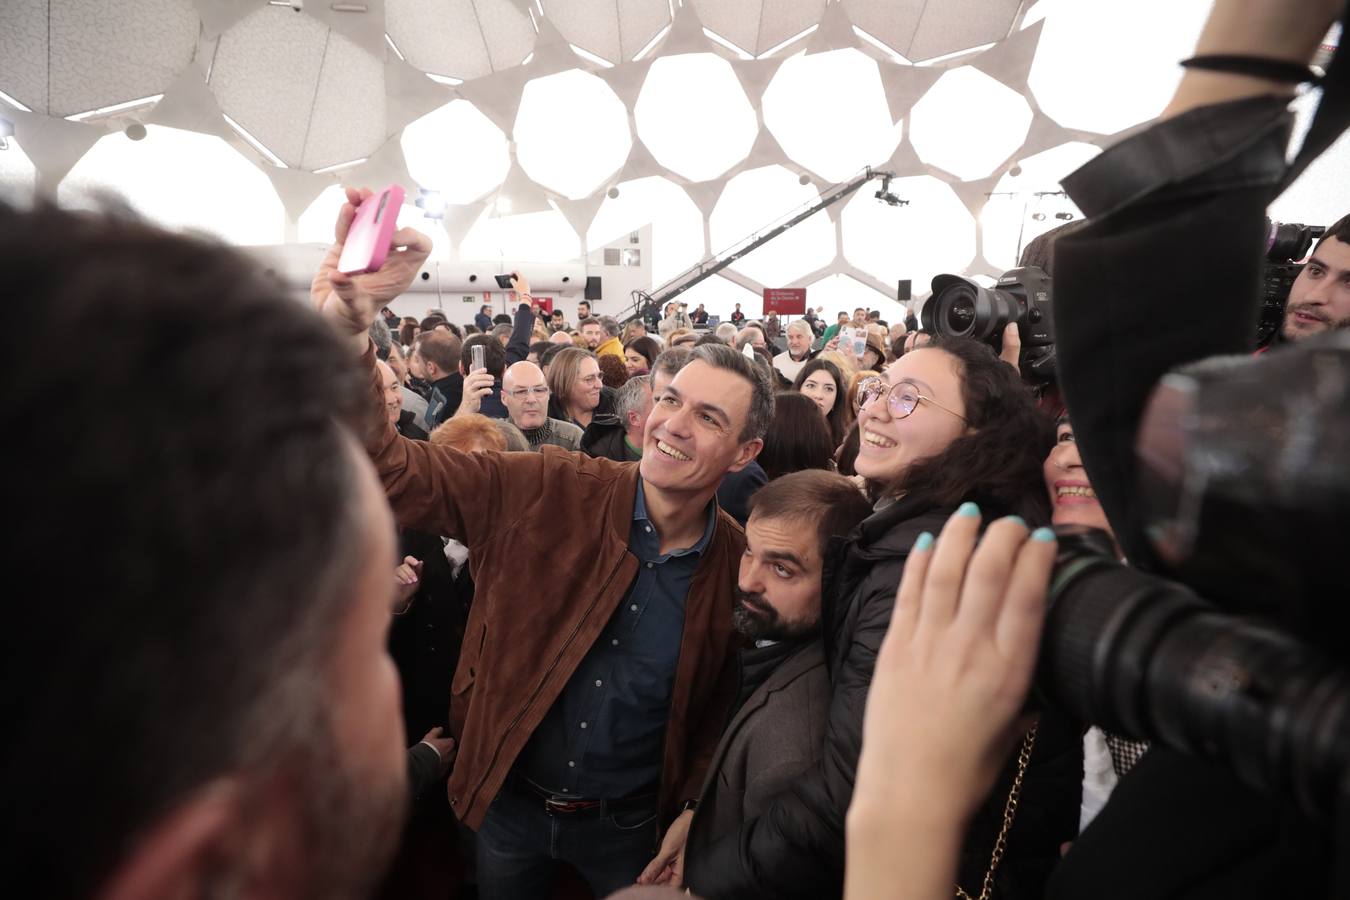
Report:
417,739,442,761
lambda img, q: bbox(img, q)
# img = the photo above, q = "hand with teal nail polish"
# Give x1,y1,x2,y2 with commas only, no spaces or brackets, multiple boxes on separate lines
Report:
848,504,1058,900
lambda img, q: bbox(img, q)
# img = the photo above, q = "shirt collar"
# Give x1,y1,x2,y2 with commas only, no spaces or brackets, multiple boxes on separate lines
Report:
633,480,717,556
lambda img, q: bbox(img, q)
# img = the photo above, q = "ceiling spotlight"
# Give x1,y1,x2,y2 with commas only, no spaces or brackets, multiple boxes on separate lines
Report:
798,173,811,186
125,123,147,141
1031,212,1047,221
1008,164,1022,177
415,188,446,219
1054,211,1075,221
607,186,620,199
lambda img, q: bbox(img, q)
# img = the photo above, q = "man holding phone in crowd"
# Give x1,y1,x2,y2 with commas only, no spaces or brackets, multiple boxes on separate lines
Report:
314,186,775,899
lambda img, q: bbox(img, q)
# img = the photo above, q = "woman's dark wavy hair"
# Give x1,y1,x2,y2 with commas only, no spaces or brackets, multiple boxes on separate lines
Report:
792,358,849,448
758,392,836,481
881,337,1053,522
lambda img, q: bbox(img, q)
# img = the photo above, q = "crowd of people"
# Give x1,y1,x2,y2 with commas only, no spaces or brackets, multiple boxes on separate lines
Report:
5,0,1349,898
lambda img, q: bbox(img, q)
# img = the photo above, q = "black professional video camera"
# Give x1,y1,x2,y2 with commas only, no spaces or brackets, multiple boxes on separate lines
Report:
1033,333,1350,821
921,267,1056,383
1258,218,1325,348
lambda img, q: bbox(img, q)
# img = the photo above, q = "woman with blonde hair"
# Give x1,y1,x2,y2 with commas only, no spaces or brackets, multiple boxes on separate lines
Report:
545,347,615,429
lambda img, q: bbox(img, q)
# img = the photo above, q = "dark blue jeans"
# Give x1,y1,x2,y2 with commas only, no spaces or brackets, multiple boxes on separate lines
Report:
476,779,659,900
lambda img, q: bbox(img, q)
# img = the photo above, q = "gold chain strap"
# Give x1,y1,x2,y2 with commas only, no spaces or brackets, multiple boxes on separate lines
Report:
955,725,1038,900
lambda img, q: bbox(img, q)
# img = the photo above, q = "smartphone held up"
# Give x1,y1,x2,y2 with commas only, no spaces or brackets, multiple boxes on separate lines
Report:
337,185,405,275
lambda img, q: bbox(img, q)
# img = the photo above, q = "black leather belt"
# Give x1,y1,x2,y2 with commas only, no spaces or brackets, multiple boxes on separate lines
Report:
512,775,657,818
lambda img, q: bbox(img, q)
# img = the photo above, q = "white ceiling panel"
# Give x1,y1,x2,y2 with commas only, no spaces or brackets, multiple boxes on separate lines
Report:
387,0,535,81
548,0,670,65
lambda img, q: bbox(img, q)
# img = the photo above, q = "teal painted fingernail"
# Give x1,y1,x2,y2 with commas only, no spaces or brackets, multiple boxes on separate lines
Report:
1005,516,1026,528
914,532,934,552
1031,527,1056,543
957,502,980,517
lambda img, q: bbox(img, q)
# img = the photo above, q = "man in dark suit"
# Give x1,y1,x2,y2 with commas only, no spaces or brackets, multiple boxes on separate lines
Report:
638,470,873,888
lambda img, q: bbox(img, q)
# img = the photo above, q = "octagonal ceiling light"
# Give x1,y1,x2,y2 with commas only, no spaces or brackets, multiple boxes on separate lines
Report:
841,174,975,293
1027,0,1213,135
0,137,37,204
459,207,581,263
402,100,510,204
297,185,452,260
211,5,386,171
981,141,1100,271
635,54,757,182
910,67,1033,182
385,0,535,82
710,165,836,287
58,124,284,245
805,272,897,325
0,0,197,117
514,69,631,200
762,48,903,184
588,176,705,285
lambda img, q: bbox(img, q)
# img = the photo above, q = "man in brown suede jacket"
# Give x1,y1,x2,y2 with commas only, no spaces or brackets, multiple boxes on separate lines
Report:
310,187,775,899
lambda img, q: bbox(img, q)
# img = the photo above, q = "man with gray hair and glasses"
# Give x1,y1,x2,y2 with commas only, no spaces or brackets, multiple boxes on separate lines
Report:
501,360,582,451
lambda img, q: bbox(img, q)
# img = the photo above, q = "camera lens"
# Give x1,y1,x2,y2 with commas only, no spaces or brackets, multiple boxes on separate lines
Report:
943,292,977,336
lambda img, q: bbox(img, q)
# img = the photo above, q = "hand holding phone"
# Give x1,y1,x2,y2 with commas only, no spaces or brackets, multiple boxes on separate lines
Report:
470,344,486,373
493,274,514,290
337,184,405,275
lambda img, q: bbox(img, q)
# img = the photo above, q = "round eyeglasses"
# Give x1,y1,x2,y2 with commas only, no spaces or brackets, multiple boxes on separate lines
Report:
856,377,968,424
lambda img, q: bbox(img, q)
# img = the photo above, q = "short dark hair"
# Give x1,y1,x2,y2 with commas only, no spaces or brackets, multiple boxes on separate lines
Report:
419,315,446,332
624,335,662,370
540,342,570,371
649,346,692,388
1313,213,1350,254
757,391,836,481
598,315,622,338
2,203,369,896
415,331,461,373
461,333,507,378
883,337,1053,521
551,309,564,318
687,342,775,442
579,316,601,330
748,469,872,559
529,339,553,359
491,322,513,342
492,313,512,326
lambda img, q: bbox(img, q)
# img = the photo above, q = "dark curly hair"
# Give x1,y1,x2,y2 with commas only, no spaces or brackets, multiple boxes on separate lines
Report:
880,337,1053,522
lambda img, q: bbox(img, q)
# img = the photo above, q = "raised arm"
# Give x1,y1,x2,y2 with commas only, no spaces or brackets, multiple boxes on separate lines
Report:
505,273,536,365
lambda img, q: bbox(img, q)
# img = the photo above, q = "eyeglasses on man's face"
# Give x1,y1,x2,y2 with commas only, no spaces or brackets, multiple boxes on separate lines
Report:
856,377,967,424
508,386,550,400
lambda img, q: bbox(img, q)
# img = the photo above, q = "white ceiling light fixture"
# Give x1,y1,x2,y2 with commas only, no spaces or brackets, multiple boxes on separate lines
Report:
0,90,33,113
221,112,288,168
635,53,757,182
758,25,819,59
63,94,164,123
909,67,1032,181
1027,0,1213,134
514,69,631,200
762,48,903,184
59,124,286,245
633,24,672,62
402,100,510,204
569,44,615,68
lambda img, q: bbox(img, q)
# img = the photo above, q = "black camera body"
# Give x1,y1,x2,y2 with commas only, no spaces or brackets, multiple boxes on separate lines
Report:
922,266,1056,382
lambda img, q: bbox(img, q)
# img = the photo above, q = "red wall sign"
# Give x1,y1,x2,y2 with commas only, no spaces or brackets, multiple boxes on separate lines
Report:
763,288,807,315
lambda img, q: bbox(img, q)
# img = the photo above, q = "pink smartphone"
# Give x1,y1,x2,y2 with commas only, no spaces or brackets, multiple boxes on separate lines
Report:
337,184,405,275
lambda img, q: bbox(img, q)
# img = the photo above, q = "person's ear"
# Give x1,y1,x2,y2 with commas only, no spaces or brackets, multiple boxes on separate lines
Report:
97,778,297,900
724,438,764,474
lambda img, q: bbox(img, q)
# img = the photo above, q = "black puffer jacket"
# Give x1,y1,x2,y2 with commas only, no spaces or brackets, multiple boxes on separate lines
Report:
685,494,1082,899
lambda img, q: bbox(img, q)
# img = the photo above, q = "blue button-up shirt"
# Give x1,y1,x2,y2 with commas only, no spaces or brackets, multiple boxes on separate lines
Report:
517,481,717,798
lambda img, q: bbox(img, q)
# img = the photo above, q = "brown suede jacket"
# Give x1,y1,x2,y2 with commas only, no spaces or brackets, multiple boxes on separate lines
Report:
358,346,742,829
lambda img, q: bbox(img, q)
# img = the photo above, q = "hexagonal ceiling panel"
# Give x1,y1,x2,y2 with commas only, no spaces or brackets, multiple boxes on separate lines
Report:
981,141,1100,270
588,176,706,285
710,165,835,287
514,69,631,200
842,0,1021,62
547,0,671,66
1027,0,1213,134
693,0,827,57
211,6,385,170
762,48,902,184
386,0,536,81
909,66,1032,181
58,124,284,245
402,100,510,204
635,53,757,182
0,0,197,117
842,175,974,294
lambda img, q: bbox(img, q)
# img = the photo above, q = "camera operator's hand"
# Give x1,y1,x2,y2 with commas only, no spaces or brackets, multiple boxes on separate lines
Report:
845,508,1056,900
456,369,495,417
311,186,433,353
999,322,1021,374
